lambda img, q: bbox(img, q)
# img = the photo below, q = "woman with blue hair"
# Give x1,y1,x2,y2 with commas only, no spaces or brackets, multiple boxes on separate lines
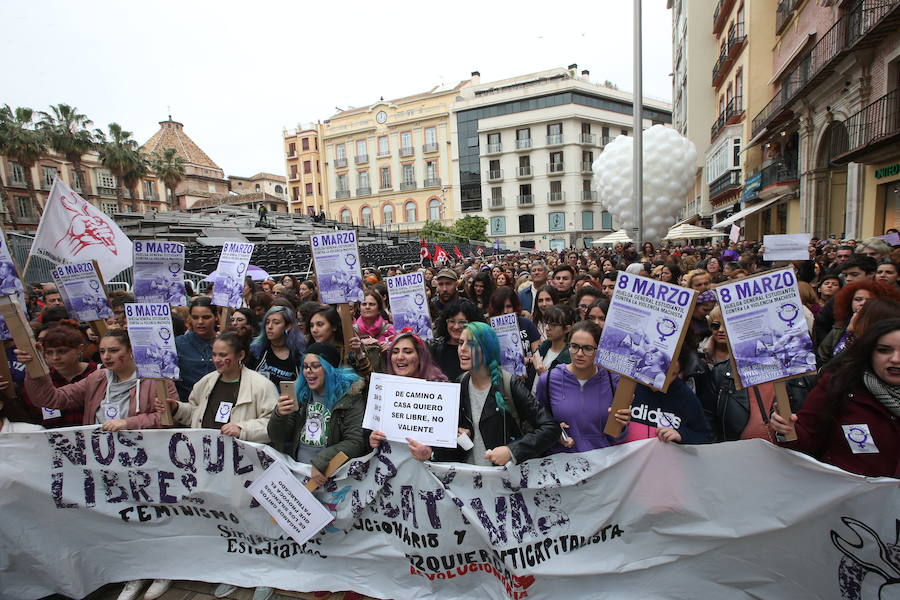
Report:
268,342,367,486
246,305,306,388
410,321,559,465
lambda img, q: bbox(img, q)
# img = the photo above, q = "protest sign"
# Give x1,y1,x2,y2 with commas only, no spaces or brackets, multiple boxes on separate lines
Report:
0,294,48,377
0,226,24,296
210,242,254,309
714,267,816,387
133,241,186,305
247,460,335,545
386,272,433,340
363,372,460,448
763,233,812,261
28,178,133,280
1,429,897,600
877,232,900,246
729,224,740,244
598,272,696,391
310,231,364,304
490,313,525,377
124,303,180,380
50,260,113,323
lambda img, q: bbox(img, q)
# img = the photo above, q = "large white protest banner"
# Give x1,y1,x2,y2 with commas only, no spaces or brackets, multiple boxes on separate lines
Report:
310,231,364,304
363,372,460,448
210,242,254,308
491,313,525,377
29,179,133,280
125,303,180,379
133,241,186,305
714,267,816,387
50,261,113,323
387,272,433,340
2,430,897,600
598,272,696,390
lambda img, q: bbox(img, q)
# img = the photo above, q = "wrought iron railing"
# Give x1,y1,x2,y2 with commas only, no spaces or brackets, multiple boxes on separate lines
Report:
833,87,900,159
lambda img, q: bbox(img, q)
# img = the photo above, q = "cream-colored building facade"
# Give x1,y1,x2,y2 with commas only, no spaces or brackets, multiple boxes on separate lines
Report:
228,172,287,199
320,83,468,230
283,123,327,216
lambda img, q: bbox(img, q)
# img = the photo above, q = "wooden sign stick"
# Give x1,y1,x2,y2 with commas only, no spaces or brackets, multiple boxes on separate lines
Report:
773,381,798,441
603,377,637,437
305,451,349,491
218,306,231,333
154,379,173,426
0,341,17,400
336,303,356,363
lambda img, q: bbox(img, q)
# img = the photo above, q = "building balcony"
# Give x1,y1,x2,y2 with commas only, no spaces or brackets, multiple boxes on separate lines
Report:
547,162,565,175
335,157,348,168
581,161,593,173
377,149,390,158
379,184,392,192
758,159,799,199
356,186,372,197
709,170,742,201
712,0,735,36
831,87,900,165
335,189,351,199
546,134,564,146
423,177,441,188
517,165,533,178
422,142,439,153
285,151,297,159
8,179,26,188
486,169,503,181
711,22,745,88
725,96,745,125
751,3,900,142
399,146,415,158
400,181,417,191
776,0,800,34
489,196,505,210
580,133,596,144
581,190,598,202
515,138,532,150
547,191,566,204
97,186,117,196
484,143,502,155
517,194,534,207
355,154,368,164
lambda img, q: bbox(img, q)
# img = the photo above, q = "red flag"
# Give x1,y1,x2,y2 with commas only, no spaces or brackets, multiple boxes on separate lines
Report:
434,245,449,264
420,239,431,262
453,246,463,259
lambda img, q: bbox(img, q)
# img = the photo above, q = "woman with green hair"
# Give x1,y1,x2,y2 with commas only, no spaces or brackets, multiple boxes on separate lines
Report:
408,321,559,465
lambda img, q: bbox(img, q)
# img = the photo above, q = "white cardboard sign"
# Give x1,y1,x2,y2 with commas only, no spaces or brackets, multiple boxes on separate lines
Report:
362,372,460,448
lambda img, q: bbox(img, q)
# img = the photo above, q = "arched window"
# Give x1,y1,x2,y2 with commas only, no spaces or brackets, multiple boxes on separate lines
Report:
428,198,441,221
361,205,373,227
340,208,352,224
383,204,394,225
405,201,417,222
274,185,283,194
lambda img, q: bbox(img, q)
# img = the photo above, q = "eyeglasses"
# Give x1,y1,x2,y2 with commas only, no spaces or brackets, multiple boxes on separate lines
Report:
302,363,322,371
577,303,591,311
710,322,722,331
568,343,597,355
447,319,469,327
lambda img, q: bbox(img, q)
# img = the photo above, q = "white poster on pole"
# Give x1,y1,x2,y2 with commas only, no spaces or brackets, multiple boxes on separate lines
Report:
247,460,334,545
210,242,254,308
310,231,364,304
386,272,432,340
729,224,741,244
125,303,180,380
133,241,186,305
50,261,112,322
490,313,525,377
763,233,812,261
362,372,460,448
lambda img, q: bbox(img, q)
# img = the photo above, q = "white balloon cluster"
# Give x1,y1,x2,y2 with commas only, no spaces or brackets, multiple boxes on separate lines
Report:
592,125,698,243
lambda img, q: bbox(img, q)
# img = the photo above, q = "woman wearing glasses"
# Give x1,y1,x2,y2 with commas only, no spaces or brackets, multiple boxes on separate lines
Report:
535,321,630,452
531,305,575,388
428,299,483,382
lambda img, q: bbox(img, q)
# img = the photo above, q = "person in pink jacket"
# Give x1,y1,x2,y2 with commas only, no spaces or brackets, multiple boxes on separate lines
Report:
17,329,173,431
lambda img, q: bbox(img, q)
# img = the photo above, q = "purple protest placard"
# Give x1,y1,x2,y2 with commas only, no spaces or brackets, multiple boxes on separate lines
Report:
125,303,180,380
50,261,112,322
310,231,364,304
597,272,696,391
386,272,432,341
133,241,186,305
210,242,254,309
490,313,525,377
714,267,815,387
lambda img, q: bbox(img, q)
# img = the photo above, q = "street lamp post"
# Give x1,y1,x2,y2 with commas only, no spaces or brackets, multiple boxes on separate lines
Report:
633,0,644,247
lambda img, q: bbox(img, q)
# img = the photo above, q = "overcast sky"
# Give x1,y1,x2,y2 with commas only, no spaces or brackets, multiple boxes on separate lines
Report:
7,1,673,178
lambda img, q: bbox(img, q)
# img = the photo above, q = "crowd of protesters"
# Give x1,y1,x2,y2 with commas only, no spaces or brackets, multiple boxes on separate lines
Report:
1,233,899,600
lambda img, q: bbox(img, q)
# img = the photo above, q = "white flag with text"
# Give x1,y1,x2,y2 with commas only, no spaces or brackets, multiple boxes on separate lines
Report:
29,178,133,280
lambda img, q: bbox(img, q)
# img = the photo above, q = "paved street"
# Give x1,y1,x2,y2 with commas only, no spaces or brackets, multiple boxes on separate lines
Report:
78,581,379,600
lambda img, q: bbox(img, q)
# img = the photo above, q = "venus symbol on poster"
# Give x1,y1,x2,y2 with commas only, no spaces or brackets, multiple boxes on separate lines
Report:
125,303,180,380
386,272,433,340
210,242,254,309
133,241,186,305
310,231,364,304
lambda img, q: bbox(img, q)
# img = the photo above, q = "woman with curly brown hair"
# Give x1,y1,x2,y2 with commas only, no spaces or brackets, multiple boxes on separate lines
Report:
817,280,900,366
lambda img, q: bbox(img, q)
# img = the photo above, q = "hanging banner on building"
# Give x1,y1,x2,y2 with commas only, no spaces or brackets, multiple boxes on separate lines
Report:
133,241,186,305
362,372,460,448
386,272,433,341
0,430,897,600
597,272,696,391
124,303,180,380
50,261,113,322
210,242,254,308
310,231,364,304
490,313,525,377
714,267,816,387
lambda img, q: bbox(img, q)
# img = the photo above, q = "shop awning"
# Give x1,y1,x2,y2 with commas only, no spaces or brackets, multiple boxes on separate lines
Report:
592,229,633,244
664,224,729,240
712,194,790,230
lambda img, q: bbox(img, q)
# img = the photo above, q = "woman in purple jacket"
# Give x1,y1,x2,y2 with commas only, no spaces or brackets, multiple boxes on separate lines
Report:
535,321,630,453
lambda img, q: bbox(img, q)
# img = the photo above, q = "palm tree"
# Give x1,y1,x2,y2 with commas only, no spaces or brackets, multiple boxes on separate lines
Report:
122,155,149,212
150,148,186,210
97,123,140,213
38,104,96,197
0,105,47,226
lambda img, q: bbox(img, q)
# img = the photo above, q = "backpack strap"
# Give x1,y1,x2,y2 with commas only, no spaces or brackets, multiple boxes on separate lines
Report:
500,370,519,422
